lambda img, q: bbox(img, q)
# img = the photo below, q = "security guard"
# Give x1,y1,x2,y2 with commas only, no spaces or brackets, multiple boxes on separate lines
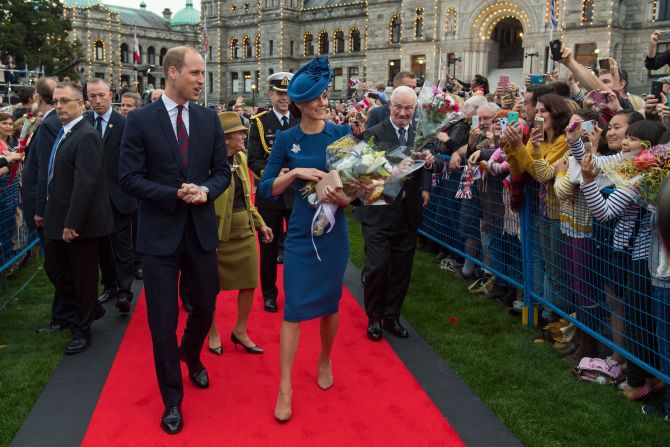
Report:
248,72,298,312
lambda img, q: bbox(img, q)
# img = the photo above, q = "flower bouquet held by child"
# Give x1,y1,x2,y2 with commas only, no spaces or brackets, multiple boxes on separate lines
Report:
414,81,463,150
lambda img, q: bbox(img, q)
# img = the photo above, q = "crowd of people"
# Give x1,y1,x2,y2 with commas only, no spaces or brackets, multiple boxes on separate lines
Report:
2,29,670,433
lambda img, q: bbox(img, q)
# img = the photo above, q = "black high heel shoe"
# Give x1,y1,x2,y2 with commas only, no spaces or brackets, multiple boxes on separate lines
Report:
208,345,222,355
230,332,264,354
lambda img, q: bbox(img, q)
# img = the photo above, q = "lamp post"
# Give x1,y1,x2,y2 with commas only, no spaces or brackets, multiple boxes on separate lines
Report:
525,52,538,73
594,48,600,70
251,84,256,108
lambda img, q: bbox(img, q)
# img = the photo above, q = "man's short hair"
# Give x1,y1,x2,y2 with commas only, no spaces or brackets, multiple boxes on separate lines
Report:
55,82,83,100
18,86,35,104
163,46,198,77
527,84,555,106
619,68,629,92
390,85,416,102
478,102,500,115
122,92,141,107
393,71,416,86
87,78,111,91
35,77,56,105
551,81,571,98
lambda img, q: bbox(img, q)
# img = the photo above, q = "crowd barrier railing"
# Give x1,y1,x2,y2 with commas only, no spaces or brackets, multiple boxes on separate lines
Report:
420,155,670,384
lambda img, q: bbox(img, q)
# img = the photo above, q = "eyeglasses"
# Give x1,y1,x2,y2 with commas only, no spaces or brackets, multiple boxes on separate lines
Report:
53,98,80,105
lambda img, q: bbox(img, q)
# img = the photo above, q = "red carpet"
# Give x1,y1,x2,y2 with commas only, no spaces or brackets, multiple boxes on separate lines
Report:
82,271,465,446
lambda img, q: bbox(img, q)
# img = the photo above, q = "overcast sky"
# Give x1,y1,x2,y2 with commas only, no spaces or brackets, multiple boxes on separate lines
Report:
103,0,201,16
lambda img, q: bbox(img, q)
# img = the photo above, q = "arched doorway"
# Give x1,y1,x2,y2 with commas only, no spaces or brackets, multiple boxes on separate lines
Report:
492,18,524,69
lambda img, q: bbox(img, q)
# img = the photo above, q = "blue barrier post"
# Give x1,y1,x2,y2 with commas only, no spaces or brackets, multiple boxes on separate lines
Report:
519,183,535,327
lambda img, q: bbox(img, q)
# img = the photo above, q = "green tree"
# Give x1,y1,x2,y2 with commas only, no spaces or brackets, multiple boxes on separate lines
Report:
0,0,82,80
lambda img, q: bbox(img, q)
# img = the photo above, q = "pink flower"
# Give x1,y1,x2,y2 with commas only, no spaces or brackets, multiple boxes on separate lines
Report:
439,107,446,113
635,150,658,171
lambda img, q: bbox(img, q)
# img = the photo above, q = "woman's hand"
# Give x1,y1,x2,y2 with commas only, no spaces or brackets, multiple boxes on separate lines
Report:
292,168,326,183
259,225,274,243
644,94,660,118
580,153,600,184
565,115,583,143
2,150,23,163
604,90,623,113
468,149,482,166
503,123,524,152
436,131,449,143
587,124,603,150
322,185,353,207
555,158,568,175
529,126,543,153
468,127,481,147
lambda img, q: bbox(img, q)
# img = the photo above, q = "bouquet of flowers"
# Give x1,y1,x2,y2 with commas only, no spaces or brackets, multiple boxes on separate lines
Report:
601,144,670,209
302,136,425,242
414,81,463,149
7,114,38,185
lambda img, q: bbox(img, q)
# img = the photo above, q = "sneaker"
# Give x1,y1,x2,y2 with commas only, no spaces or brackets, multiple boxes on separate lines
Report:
642,404,670,422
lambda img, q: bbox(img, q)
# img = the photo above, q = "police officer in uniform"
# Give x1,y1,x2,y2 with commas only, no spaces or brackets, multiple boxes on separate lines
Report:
248,72,299,312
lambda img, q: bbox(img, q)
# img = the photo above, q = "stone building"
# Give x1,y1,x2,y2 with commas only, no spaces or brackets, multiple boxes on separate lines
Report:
202,0,670,104
63,0,200,93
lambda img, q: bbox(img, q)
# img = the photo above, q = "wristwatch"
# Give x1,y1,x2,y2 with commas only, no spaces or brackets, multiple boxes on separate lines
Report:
200,185,210,195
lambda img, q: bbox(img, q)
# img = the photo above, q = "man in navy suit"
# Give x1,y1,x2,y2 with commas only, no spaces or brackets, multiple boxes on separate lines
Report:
119,46,230,434
86,78,136,313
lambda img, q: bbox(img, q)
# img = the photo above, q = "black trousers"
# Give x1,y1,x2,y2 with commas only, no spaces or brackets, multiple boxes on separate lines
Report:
99,207,135,300
141,217,218,407
362,211,417,321
37,228,77,326
43,237,101,338
257,207,291,300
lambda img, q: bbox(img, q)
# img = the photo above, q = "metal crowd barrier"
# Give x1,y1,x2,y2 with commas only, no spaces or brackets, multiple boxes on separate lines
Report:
420,155,670,384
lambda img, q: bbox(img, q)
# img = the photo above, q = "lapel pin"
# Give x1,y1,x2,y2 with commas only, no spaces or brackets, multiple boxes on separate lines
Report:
291,144,301,154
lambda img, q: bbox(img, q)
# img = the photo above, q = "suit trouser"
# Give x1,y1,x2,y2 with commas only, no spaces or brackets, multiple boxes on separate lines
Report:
362,210,417,321
141,217,218,407
257,207,291,300
37,228,78,326
99,207,135,300
43,237,101,338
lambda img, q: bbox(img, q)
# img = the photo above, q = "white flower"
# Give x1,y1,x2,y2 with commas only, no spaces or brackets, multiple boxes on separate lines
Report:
291,144,301,153
361,154,375,166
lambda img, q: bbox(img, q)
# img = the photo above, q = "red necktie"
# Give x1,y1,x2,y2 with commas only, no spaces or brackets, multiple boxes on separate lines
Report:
176,105,189,167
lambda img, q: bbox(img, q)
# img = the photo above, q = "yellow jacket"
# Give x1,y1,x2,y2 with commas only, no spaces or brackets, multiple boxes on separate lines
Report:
214,152,266,242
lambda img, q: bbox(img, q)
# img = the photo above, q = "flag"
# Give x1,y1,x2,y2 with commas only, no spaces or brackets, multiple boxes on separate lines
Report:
202,19,209,55
349,78,361,88
133,28,140,64
550,0,557,30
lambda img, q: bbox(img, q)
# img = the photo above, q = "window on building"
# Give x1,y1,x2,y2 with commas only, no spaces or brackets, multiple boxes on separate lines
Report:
209,46,212,62
445,8,457,34
243,71,252,93
95,39,104,61
147,46,155,65
415,8,424,39
318,31,329,54
333,67,343,91
231,37,239,59
231,72,239,93
159,47,167,65
350,28,361,52
290,40,294,56
411,54,426,81
244,2,249,12
660,0,670,21
581,0,594,23
208,72,213,93
388,59,400,86
574,42,597,69
390,15,401,44
120,43,129,63
268,68,274,76
269,40,274,56
243,36,252,58
95,72,105,79
334,29,344,54
304,32,314,56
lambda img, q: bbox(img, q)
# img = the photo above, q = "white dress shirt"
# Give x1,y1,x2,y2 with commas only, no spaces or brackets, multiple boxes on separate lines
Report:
161,94,190,139
94,106,113,137
273,108,290,125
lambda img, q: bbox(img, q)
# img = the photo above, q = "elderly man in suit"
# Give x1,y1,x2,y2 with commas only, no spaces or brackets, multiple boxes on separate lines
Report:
356,85,436,342
365,71,417,129
119,46,230,434
86,78,136,313
22,77,79,334
43,82,114,354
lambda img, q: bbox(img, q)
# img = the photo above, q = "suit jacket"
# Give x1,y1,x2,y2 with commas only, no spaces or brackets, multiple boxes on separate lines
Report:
44,119,114,240
119,99,231,256
247,110,298,210
87,109,137,215
365,104,390,129
214,152,265,242
355,119,430,231
23,109,62,226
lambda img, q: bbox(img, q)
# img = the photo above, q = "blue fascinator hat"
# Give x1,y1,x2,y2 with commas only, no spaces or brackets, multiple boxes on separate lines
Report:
288,57,333,103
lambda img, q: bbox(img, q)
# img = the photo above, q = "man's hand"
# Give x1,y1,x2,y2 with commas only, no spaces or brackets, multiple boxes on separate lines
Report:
448,152,461,171
178,183,207,204
604,90,623,113
468,127,481,147
468,150,482,166
421,191,430,207
62,227,79,243
650,30,661,58
34,214,44,228
436,131,449,143
418,150,435,168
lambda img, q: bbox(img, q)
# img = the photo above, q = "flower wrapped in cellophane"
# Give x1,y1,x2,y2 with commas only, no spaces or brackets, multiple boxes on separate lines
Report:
601,144,670,210
7,114,38,185
414,81,463,150
302,136,425,243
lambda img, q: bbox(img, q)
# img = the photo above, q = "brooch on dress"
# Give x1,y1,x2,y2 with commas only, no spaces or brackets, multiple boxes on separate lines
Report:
291,144,301,154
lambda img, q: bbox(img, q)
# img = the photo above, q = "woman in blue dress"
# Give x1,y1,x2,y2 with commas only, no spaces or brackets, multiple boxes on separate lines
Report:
258,57,354,422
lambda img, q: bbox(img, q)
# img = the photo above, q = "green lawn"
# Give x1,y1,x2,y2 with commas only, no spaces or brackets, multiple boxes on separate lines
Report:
347,213,670,447
0,258,67,447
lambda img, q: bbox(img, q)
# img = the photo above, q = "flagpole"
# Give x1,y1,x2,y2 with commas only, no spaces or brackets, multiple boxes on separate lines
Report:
133,27,138,94
548,0,555,73
202,18,208,107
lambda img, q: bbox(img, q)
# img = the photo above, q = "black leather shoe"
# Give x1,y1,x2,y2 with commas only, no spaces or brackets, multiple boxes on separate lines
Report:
65,337,91,355
264,297,278,313
383,319,409,338
135,267,143,280
178,348,209,388
161,406,183,434
367,321,383,341
115,297,131,314
276,253,284,264
36,323,69,334
97,288,117,303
